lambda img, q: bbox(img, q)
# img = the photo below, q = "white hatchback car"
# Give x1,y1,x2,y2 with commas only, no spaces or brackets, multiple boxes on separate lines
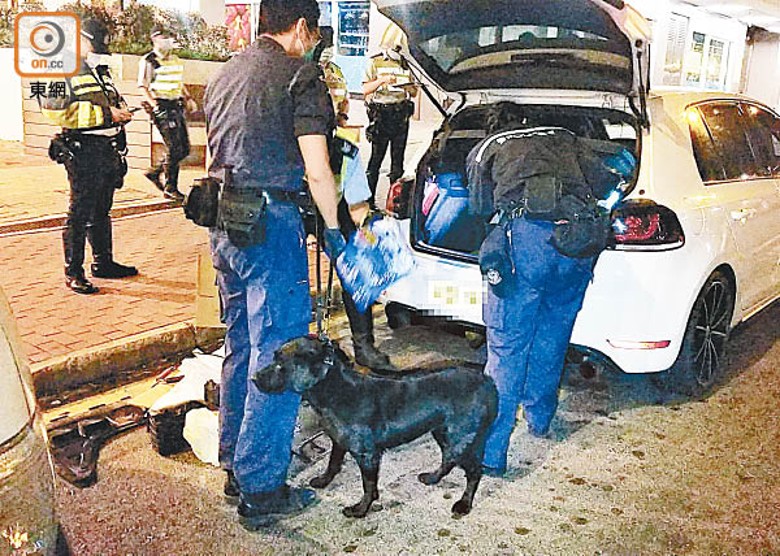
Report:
0,290,62,554
379,0,780,395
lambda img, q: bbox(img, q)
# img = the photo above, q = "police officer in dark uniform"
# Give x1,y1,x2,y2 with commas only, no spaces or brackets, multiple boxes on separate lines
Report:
41,19,138,295
466,103,618,476
203,0,344,528
138,26,197,203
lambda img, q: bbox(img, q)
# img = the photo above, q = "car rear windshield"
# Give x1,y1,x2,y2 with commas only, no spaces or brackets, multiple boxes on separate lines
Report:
419,25,617,73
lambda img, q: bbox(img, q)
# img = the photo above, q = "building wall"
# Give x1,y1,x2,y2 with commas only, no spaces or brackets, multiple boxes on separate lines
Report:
744,31,780,110
629,0,747,92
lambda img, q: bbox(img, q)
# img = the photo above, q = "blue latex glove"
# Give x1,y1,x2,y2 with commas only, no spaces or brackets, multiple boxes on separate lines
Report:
323,227,346,259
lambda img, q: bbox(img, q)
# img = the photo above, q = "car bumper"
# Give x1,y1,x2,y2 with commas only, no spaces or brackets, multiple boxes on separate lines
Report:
384,240,712,374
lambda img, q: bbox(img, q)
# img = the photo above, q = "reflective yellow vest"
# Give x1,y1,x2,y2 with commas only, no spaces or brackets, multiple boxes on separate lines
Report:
40,63,122,130
323,61,348,113
146,53,184,100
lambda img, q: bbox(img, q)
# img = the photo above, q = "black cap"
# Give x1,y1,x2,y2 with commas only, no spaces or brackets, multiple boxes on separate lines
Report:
319,26,334,48
81,18,110,54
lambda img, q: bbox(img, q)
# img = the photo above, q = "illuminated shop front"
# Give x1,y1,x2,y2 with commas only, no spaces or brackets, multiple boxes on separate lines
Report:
223,0,371,92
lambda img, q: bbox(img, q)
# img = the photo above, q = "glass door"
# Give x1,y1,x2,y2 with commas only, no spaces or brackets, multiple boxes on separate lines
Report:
683,32,731,90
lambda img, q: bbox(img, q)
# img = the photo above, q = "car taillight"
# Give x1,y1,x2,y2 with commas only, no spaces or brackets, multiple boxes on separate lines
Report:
610,200,684,251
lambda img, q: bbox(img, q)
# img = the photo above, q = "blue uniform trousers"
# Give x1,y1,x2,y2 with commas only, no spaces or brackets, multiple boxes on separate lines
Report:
482,218,594,471
210,201,311,495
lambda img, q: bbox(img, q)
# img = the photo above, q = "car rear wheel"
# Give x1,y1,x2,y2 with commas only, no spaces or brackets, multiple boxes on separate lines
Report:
385,304,413,330
661,270,735,397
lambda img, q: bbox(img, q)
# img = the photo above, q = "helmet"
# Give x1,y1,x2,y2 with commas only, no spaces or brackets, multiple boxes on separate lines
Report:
81,18,110,55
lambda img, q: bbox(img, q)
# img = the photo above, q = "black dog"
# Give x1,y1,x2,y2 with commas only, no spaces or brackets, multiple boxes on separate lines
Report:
253,336,498,518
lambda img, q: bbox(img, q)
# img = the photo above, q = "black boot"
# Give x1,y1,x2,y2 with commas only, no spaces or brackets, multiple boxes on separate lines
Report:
225,470,240,499
65,271,99,295
344,291,393,370
91,261,138,279
354,338,393,370
238,485,317,529
89,219,138,278
144,167,164,192
163,187,185,203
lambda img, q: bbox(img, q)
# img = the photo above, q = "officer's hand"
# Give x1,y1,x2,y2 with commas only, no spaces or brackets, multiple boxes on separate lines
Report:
381,74,396,86
186,98,198,113
323,227,346,260
349,201,370,227
111,107,133,124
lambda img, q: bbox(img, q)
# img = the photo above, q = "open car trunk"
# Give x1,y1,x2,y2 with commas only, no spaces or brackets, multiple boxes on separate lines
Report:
410,103,641,261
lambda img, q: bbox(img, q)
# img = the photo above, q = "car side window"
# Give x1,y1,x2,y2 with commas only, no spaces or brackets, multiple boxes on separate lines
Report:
697,102,763,181
688,106,726,183
741,103,780,178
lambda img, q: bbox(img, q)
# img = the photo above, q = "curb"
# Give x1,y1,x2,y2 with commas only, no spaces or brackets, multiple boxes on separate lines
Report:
31,322,225,399
29,285,346,400
0,199,178,237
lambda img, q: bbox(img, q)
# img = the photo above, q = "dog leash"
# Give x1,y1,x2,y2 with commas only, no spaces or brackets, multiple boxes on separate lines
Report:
313,207,335,339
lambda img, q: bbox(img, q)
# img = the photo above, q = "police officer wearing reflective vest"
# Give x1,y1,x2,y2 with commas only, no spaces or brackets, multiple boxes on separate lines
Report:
317,27,349,125
203,0,345,527
138,27,197,203
362,40,418,206
40,19,138,295
466,103,618,476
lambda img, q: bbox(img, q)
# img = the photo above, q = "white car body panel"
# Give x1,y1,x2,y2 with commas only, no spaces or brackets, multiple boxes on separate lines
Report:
383,91,780,374
0,289,58,555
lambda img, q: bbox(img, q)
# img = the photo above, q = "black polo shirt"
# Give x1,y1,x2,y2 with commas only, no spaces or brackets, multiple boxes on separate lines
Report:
204,37,334,190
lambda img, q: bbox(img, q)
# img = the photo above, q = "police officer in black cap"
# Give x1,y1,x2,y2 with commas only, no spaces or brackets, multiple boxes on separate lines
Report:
40,18,138,294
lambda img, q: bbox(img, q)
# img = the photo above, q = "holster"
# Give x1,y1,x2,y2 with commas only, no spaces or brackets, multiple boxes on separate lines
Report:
478,222,515,297
110,129,129,183
48,133,74,165
218,188,268,248
184,176,221,228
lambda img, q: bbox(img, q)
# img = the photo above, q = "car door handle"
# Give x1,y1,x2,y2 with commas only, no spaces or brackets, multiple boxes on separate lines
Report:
730,208,757,220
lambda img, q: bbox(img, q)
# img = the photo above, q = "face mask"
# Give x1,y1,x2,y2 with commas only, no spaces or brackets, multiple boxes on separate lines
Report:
156,38,176,55
319,46,334,65
297,22,318,61
86,52,111,67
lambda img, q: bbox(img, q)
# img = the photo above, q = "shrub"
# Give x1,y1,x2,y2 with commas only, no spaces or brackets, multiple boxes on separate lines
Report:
50,0,229,61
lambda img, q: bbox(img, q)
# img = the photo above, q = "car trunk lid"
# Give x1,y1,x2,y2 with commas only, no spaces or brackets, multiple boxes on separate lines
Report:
375,0,651,102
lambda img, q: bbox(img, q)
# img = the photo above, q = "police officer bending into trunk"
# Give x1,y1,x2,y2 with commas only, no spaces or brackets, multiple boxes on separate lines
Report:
41,18,138,295
203,0,344,528
139,26,197,203
467,103,616,476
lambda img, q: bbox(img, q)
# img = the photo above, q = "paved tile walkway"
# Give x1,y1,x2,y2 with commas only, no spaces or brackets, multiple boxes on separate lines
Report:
0,112,441,371
0,142,330,369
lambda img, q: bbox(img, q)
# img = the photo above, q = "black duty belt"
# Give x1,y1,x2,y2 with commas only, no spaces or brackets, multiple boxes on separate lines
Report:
224,186,303,205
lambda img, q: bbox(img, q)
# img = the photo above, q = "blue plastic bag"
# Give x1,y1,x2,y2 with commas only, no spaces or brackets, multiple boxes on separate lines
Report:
336,216,415,313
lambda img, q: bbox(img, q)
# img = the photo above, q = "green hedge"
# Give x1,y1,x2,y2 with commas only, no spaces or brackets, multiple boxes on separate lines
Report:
1,1,230,62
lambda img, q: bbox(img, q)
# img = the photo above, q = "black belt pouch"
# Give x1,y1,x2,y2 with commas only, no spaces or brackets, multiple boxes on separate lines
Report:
218,188,267,248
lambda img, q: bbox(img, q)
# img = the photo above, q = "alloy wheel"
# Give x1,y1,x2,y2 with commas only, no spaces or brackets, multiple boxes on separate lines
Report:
690,277,731,388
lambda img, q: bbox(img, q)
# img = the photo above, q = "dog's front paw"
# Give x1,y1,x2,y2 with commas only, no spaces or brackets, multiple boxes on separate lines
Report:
309,473,334,489
451,499,472,516
417,471,440,486
342,502,371,518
